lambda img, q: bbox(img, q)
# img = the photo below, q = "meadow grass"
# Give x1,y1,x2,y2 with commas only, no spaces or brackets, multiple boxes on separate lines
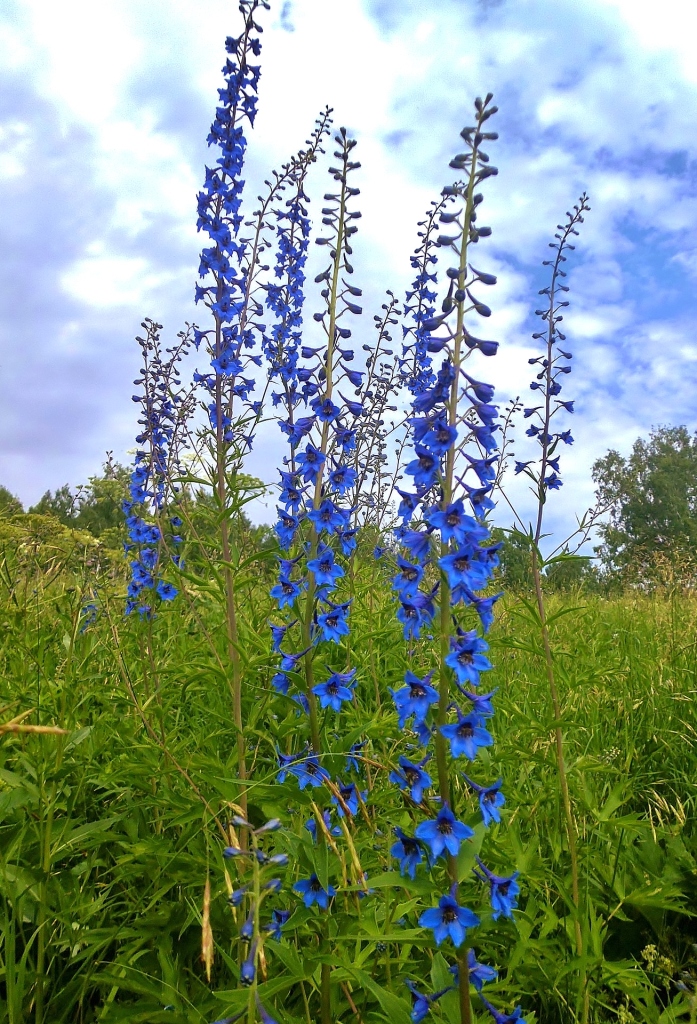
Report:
1,515,696,1022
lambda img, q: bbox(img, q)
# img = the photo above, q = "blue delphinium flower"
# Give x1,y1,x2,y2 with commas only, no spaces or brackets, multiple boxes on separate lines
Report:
345,741,364,774
287,755,330,789
418,891,479,947
240,939,257,986
255,995,281,1024
392,555,424,597
264,908,291,941
392,671,439,729
312,669,356,711
391,827,426,880
79,600,98,632
459,949,499,991
305,810,341,842
480,996,528,1023
316,601,351,643
440,711,493,759
306,545,345,587
474,858,520,919
463,774,506,826
414,804,474,860
293,874,336,909
389,755,432,803
269,575,304,609
331,780,365,818
458,687,497,718
405,980,453,1023
444,630,492,686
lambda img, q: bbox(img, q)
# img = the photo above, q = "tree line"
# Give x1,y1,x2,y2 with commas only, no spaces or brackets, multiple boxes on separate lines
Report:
2,424,696,589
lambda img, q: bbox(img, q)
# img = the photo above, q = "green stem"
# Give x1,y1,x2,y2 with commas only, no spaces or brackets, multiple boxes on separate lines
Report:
531,552,586,1021
320,962,332,1024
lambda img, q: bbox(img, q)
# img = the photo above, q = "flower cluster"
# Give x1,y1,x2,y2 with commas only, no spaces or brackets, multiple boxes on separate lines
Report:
123,319,192,617
514,194,590,499
267,128,378,919
401,196,453,398
388,97,525,1022
269,127,365,735
263,110,331,395
192,1,269,453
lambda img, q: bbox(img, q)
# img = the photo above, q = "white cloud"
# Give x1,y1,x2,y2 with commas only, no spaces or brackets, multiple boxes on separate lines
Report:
3,0,697,540
61,255,177,308
0,120,29,178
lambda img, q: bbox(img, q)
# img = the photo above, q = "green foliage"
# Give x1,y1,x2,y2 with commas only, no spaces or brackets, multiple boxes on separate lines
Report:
0,516,696,1022
593,425,697,584
494,528,534,592
0,486,23,517
26,460,131,550
494,530,600,594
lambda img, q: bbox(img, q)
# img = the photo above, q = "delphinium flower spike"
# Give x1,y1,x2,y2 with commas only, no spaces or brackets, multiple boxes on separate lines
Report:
388,96,522,1024
124,319,194,617
269,127,366,756
345,292,408,533
191,0,278,823
514,193,590,527
509,194,590,1020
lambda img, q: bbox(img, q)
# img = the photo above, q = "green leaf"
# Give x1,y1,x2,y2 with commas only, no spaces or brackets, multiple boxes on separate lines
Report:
345,968,412,1023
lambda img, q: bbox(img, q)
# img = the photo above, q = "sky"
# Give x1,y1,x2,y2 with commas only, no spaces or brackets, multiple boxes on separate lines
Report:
1,0,697,548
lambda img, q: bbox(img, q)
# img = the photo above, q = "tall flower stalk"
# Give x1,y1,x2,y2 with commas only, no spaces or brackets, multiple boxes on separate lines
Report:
514,193,591,1021
391,96,525,1024
192,0,270,820
123,319,193,617
268,127,367,1024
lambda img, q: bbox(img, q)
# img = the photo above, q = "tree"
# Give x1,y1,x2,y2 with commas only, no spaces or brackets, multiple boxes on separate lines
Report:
27,460,131,547
0,485,23,516
29,483,78,523
592,425,697,582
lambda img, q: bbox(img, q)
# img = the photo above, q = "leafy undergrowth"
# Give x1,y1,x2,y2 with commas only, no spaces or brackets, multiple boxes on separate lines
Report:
1,515,696,1023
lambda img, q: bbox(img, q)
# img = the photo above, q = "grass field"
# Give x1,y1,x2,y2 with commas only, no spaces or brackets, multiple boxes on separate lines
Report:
1,513,696,1023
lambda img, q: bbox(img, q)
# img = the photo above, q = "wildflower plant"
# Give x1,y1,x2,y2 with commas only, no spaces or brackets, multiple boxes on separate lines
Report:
388,97,523,1024
123,318,194,617
120,8,530,1024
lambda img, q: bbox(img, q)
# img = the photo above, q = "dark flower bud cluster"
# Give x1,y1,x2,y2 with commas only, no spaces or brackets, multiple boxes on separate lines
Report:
123,319,194,617
345,291,409,531
515,193,590,503
263,110,332,399
401,194,454,398
222,815,289,1003
388,97,525,1022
